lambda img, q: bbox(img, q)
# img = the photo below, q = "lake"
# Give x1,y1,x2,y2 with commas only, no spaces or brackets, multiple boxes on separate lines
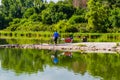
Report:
0,48,120,80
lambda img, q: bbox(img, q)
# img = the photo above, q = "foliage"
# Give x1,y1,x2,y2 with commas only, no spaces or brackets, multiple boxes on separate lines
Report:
0,31,120,43
0,0,120,33
41,2,74,24
68,15,86,24
86,0,110,32
6,18,44,31
0,11,12,29
55,20,68,33
23,8,36,18
65,25,79,33
0,12,5,29
109,8,120,28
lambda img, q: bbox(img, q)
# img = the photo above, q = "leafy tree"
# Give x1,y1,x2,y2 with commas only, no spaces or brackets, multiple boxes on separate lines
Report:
1,0,44,18
63,0,73,4
106,0,120,8
65,25,78,33
8,18,21,31
2,0,21,18
55,20,68,33
1,0,120,32
74,8,86,15
41,2,75,24
109,8,120,28
68,15,86,24
86,0,110,32
41,9,53,24
23,8,36,18
29,13,42,21
107,8,120,32
0,12,4,29
0,10,12,29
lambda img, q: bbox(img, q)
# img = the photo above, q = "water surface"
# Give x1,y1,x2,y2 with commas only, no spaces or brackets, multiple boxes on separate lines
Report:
0,48,120,80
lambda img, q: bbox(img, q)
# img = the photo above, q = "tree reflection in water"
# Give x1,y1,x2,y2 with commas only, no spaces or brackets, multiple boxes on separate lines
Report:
0,48,120,80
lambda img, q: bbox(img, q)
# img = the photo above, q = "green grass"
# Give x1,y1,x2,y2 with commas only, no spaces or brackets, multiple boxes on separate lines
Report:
0,31,120,42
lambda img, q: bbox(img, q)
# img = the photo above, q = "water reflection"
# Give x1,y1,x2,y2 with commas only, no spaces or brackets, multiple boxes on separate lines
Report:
51,51,73,64
0,48,120,80
62,51,72,57
51,50,59,64
0,38,46,44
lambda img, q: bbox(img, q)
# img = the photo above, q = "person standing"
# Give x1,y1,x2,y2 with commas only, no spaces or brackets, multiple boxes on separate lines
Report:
53,31,59,45
82,36,87,42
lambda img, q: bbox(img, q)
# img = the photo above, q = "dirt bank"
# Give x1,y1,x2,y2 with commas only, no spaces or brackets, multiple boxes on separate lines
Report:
0,42,120,53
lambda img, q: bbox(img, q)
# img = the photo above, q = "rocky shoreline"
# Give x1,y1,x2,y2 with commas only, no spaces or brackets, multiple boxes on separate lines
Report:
0,42,120,53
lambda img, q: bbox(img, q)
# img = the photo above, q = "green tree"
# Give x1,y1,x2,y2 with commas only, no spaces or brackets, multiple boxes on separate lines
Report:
108,8,120,32
0,12,4,29
1,0,44,18
41,2,75,24
23,8,36,18
106,0,120,8
68,15,86,24
109,8,120,28
55,20,68,33
86,0,110,32
0,9,12,29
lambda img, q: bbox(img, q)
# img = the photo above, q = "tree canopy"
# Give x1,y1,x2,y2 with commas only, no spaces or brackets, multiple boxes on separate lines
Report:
0,0,120,33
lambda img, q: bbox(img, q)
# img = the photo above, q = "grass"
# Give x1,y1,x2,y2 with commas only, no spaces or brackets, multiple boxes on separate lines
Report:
0,31,120,43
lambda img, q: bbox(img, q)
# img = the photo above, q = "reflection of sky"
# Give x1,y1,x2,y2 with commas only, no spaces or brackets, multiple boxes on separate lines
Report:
0,0,1,5
0,65,101,80
0,60,1,68
47,0,59,3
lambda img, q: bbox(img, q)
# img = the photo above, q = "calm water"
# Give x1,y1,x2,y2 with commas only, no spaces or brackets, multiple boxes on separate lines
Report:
0,38,43,44
0,48,120,80
0,38,120,80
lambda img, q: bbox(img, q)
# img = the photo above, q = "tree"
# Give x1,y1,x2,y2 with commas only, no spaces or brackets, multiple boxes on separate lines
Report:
108,8,120,32
86,0,110,32
0,9,12,29
109,8,120,27
68,15,86,24
0,12,4,29
1,0,44,18
41,2,75,24
23,8,36,18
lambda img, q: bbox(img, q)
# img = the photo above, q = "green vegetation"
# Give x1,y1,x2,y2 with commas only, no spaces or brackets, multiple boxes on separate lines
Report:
0,31,120,44
0,0,120,33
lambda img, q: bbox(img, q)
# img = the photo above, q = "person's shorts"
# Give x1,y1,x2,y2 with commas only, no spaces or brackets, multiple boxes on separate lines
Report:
54,37,58,41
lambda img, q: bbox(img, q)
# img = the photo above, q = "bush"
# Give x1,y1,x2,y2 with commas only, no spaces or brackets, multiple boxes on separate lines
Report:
29,13,42,21
23,8,36,18
65,25,78,33
68,15,86,24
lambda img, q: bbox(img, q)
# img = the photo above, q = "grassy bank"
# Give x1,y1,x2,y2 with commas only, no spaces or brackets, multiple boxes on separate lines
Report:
0,31,120,42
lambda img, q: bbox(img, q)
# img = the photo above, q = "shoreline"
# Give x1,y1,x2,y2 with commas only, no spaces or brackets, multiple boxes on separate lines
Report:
0,42,120,53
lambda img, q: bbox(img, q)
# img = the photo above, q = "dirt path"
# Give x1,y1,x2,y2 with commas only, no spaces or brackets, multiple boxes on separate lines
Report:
0,42,120,53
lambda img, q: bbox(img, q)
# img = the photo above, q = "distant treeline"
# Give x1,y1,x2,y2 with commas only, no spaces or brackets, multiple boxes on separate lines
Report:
0,0,120,33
